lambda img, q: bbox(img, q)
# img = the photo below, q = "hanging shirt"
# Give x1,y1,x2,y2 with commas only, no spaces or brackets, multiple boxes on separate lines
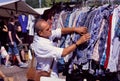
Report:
26,14,35,36
107,5,120,72
18,14,28,33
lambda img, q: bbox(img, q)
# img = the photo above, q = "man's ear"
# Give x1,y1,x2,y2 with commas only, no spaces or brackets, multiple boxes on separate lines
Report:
38,31,43,36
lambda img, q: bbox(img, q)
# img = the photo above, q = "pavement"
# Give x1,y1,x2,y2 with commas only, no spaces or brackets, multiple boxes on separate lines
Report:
0,62,29,81
0,60,65,81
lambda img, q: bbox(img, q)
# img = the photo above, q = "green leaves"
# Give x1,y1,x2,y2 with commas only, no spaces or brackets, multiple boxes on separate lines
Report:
25,0,71,8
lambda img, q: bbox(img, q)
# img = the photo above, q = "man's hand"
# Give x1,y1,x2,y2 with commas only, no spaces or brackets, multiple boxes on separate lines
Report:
76,33,91,45
74,27,88,35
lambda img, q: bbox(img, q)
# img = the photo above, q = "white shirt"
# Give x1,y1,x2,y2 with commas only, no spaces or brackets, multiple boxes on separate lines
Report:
26,14,35,36
31,28,63,77
107,5,120,72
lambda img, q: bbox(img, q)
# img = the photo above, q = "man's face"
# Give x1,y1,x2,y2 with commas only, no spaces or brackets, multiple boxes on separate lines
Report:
39,21,52,38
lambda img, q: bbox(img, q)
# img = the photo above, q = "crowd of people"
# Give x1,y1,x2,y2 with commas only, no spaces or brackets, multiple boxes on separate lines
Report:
0,15,29,80
0,15,28,68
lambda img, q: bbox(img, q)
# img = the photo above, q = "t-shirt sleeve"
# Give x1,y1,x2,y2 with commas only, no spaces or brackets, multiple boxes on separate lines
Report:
34,44,63,59
50,28,61,40
48,46,63,59
8,24,12,31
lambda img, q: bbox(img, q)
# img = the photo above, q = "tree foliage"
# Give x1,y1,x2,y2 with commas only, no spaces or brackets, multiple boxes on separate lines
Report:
26,0,39,8
25,0,71,8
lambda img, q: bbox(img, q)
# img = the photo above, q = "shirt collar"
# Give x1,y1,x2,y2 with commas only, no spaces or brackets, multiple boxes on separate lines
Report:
34,34,51,43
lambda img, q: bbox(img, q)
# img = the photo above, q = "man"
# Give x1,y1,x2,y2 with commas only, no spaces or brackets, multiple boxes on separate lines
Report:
7,16,28,68
14,14,26,63
31,19,90,78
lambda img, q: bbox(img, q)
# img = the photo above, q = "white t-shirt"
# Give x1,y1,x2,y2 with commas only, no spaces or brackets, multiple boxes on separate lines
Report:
32,28,63,77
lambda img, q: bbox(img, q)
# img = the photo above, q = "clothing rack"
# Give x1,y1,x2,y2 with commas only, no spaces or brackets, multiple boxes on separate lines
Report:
51,2,120,80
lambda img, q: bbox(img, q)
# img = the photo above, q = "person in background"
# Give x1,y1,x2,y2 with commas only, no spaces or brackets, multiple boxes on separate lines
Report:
0,19,8,50
0,20,11,67
0,45,11,67
7,16,28,68
14,14,26,63
31,19,90,78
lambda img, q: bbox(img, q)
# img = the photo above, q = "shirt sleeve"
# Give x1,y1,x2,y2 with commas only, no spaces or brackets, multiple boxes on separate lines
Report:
50,28,61,40
34,43,63,59
8,24,12,31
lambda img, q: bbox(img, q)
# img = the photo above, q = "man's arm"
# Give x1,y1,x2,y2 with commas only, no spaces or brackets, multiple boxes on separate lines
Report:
8,31,14,44
16,34,22,44
2,25,8,32
61,27,88,35
62,33,90,57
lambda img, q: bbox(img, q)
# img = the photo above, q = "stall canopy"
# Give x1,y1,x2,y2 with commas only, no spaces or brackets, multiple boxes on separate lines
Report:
0,0,39,18
34,7,50,15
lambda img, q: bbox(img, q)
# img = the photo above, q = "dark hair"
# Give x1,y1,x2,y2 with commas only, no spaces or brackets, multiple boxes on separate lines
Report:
41,8,55,21
14,15,18,20
9,16,15,22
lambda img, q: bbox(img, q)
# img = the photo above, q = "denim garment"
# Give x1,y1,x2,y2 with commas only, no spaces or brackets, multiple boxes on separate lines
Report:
8,42,19,55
